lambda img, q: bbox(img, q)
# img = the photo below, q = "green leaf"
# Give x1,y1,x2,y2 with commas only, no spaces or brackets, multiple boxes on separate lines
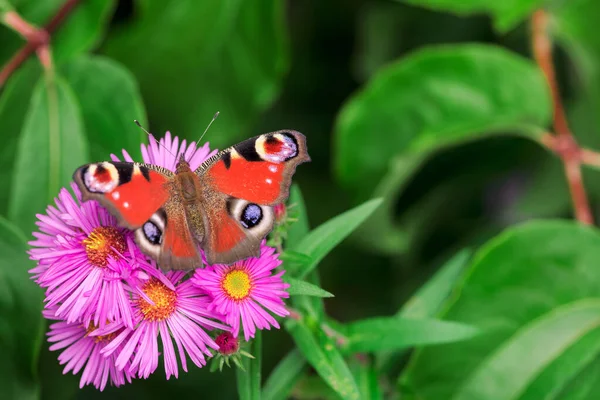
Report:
0,61,41,215
286,277,334,298
335,44,551,254
340,317,478,354
400,249,471,318
398,0,543,32
287,185,310,247
293,198,383,279
8,74,89,232
61,55,147,161
401,220,600,399
519,326,600,399
286,317,360,400
453,300,600,400
349,358,384,400
0,0,115,65
102,0,289,149
262,349,307,400
236,331,261,400
0,216,44,400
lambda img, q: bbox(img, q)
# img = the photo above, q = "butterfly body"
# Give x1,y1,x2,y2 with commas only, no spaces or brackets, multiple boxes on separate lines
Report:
74,130,309,271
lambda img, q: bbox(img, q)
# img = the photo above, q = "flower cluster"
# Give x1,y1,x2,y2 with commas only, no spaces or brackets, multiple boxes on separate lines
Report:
28,133,290,390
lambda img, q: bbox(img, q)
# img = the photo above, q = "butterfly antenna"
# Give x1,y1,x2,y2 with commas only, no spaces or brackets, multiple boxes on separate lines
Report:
196,111,219,147
134,120,177,158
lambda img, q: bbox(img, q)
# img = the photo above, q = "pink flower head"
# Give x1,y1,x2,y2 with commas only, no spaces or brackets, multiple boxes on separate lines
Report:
100,270,230,380
191,242,290,341
112,130,218,172
28,183,146,329
44,307,134,391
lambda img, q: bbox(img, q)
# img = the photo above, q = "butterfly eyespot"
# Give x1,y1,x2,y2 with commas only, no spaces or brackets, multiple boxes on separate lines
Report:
143,221,162,245
240,204,262,228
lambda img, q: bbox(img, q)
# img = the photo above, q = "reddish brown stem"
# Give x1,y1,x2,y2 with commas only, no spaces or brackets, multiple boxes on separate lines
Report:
0,0,80,87
532,10,594,225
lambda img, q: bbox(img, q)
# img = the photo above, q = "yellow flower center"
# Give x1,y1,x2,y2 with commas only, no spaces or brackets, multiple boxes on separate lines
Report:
137,278,177,321
222,269,252,301
82,226,126,267
85,322,120,343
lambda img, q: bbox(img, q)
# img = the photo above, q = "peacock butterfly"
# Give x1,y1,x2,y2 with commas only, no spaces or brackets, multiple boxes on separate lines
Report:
73,130,310,271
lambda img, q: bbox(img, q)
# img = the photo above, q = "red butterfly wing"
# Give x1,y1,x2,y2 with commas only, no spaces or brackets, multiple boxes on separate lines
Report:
73,162,171,229
200,130,310,206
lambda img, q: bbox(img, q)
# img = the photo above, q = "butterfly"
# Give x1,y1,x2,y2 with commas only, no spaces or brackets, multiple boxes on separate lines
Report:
73,130,309,271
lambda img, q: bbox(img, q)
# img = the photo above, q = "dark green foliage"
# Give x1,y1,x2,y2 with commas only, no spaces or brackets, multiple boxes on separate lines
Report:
2,0,600,399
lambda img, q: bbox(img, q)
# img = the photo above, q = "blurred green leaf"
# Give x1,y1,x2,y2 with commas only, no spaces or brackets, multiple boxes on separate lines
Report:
0,61,41,215
335,44,551,255
399,0,542,32
335,44,550,197
287,185,310,247
401,220,600,399
236,332,261,400
286,317,360,400
0,0,115,65
339,317,478,354
349,358,384,400
454,299,600,400
293,198,383,279
8,74,89,232
62,55,147,161
262,349,307,400
518,325,600,399
286,277,334,298
287,186,328,321
0,216,44,400
400,249,471,318
102,0,289,149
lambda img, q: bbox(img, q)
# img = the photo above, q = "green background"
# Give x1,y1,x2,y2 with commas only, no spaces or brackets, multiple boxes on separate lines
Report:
2,0,600,399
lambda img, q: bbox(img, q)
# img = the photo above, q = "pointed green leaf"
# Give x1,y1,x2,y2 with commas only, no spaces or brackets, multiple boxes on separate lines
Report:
294,198,383,279
8,74,89,232
286,277,334,298
349,358,383,400
61,55,147,161
286,317,360,400
0,61,41,215
454,300,600,400
262,349,307,400
400,249,472,318
287,185,310,247
340,317,478,354
401,221,600,400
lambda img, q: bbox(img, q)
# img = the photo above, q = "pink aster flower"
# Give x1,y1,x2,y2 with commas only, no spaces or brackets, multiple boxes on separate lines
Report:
44,307,135,391
112,130,218,172
29,183,146,330
191,243,290,341
99,270,230,380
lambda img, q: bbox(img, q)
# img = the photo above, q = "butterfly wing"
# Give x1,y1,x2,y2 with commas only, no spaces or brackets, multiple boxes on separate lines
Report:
73,161,172,229
197,130,309,264
74,161,201,270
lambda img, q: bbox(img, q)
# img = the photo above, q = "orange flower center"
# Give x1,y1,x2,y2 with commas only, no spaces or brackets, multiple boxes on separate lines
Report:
82,226,126,267
137,278,177,321
222,269,252,301
85,322,120,343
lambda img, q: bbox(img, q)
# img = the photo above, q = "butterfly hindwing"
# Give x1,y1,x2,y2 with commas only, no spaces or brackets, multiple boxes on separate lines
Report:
199,189,275,265
134,205,202,271
196,130,309,264
73,162,172,229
